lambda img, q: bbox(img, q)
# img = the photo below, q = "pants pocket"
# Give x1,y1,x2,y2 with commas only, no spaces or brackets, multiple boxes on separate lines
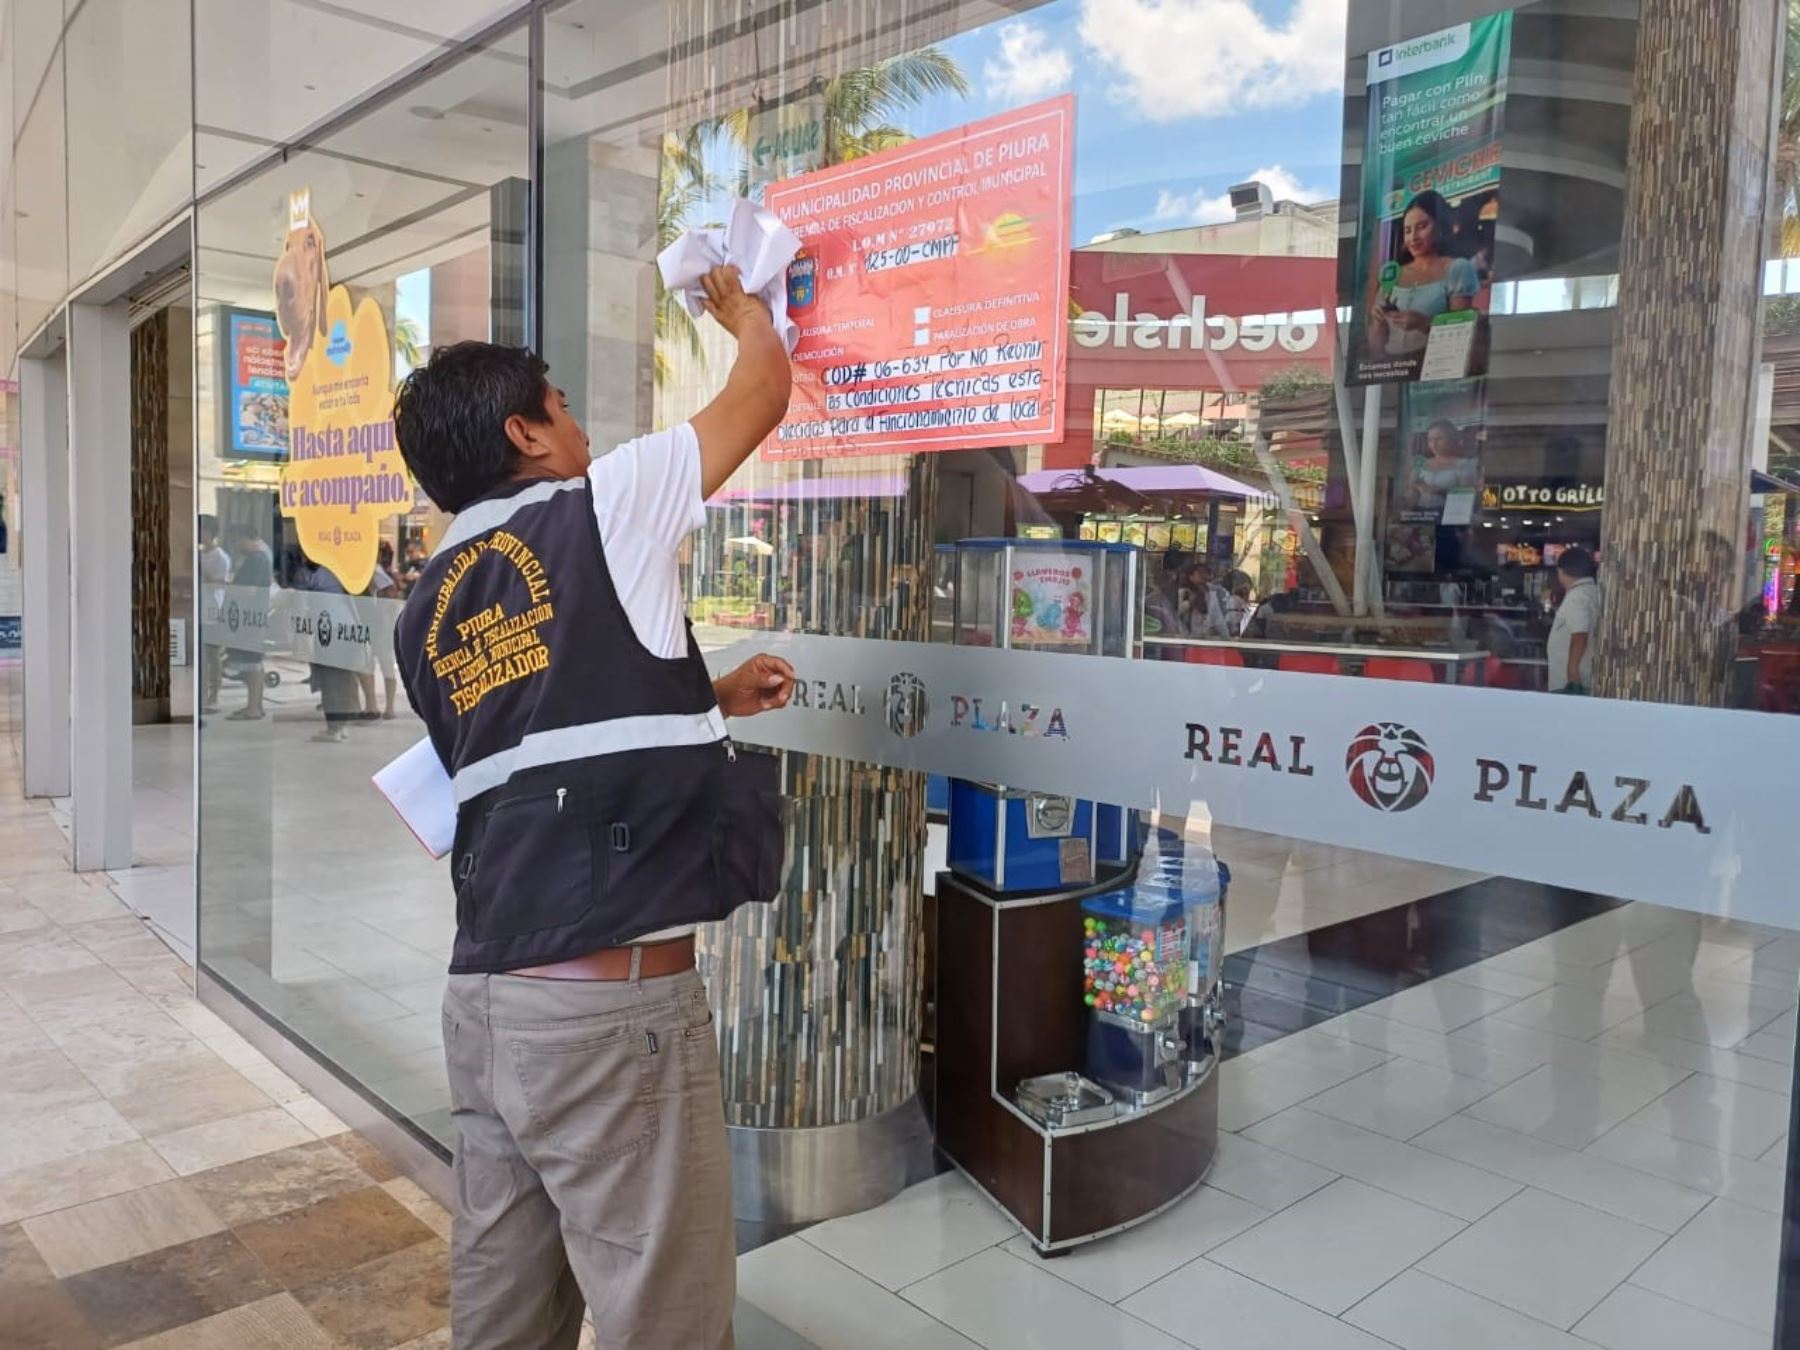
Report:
509,1024,659,1165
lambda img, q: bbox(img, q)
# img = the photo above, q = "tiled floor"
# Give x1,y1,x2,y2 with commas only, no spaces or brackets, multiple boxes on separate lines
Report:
735,900,1796,1349
0,733,466,1349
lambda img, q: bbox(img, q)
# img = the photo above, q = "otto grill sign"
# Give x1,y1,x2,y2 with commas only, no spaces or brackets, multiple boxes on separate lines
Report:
706,634,1793,925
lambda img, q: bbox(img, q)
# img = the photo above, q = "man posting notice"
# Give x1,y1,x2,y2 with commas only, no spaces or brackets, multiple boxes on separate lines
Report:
390,264,793,1350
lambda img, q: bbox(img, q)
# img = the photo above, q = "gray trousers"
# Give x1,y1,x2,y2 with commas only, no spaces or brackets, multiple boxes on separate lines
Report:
442,968,735,1350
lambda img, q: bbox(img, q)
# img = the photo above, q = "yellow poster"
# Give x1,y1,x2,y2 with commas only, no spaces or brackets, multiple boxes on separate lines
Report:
273,190,412,594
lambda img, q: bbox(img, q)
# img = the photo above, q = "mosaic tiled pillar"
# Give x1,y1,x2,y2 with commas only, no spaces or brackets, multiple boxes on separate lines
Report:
1595,0,1781,705
700,455,939,1130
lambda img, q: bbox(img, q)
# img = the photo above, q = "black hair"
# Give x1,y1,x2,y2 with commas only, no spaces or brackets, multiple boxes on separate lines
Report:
392,341,554,513
198,513,219,540
1558,546,1597,580
378,539,395,566
1425,419,1465,449
1400,190,1458,263
227,521,262,543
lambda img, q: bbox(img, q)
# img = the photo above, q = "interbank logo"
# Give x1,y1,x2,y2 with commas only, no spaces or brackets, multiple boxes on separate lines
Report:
1346,722,1434,812
884,673,929,739
1367,22,1470,85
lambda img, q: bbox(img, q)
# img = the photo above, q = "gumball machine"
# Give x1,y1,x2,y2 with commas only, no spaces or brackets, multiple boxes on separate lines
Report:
1082,826,1224,1105
1082,891,1190,1106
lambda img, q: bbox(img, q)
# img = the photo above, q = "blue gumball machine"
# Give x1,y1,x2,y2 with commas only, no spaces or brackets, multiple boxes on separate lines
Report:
943,538,1143,895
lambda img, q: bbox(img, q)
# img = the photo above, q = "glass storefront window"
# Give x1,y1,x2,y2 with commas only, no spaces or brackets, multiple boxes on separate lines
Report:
148,0,1800,1337
195,25,528,1148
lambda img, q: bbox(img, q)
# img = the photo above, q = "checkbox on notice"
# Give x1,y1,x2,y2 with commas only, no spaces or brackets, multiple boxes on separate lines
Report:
913,306,931,323
913,328,930,345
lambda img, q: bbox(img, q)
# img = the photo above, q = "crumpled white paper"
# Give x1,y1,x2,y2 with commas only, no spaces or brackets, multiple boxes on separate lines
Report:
656,197,802,355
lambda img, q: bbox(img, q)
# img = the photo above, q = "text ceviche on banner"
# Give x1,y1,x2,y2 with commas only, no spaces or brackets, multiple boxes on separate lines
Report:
763,95,1075,460
706,633,1800,928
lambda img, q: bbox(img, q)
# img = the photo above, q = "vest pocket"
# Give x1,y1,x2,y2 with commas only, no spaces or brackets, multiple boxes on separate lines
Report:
714,747,785,910
468,786,597,942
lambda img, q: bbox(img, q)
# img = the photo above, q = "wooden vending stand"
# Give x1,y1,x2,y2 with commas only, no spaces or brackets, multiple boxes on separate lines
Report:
934,862,1222,1252
930,537,1220,1251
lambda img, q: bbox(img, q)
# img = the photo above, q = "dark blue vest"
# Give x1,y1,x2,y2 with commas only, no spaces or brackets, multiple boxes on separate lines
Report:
395,475,780,973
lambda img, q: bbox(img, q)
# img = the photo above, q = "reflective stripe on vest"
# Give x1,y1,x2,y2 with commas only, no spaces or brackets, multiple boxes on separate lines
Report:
451,706,729,804
438,478,586,553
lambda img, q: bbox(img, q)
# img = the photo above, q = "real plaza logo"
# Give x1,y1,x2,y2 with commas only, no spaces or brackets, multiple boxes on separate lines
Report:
884,673,929,740
788,668,1073,743
1183,715,1711,833
1346,722,1435,813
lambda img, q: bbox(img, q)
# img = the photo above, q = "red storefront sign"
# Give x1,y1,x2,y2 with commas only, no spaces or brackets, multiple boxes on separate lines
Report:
764,96,1074,461
1067,252,1338,391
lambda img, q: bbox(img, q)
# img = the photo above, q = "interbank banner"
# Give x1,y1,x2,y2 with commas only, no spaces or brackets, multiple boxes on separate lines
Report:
763,95,1074,460
1349,14,1513,386
705,633,1800,927
274,190,412,594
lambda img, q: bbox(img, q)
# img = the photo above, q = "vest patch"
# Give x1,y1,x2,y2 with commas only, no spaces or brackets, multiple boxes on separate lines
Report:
424,530,558,718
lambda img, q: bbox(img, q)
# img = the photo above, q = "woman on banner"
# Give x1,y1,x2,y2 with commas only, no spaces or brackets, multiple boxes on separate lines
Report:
1367,190,1479,359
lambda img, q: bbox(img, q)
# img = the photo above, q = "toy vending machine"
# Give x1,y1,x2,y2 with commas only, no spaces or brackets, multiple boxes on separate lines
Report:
944,539,1144,890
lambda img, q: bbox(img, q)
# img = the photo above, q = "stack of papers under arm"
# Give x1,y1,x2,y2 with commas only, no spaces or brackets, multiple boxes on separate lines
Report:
373,737,456,860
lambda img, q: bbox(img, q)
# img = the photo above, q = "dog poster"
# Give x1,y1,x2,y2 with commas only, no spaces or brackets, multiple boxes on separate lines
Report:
274,190,413,595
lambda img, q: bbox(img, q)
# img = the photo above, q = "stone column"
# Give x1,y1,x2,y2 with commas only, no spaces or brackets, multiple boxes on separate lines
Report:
1595,0,1782,705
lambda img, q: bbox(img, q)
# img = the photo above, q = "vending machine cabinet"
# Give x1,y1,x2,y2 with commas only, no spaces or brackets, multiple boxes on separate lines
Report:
948,781,1095,894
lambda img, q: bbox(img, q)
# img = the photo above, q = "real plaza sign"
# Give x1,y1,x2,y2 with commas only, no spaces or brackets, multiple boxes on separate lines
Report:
706,633,1780,925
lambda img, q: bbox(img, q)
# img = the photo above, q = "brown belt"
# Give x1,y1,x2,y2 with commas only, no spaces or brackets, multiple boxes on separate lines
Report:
509,936,696,982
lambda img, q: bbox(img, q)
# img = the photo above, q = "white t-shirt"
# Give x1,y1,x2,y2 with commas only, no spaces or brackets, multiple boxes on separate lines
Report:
587,422,710,943
1548,577,1599,691
587,422,708,659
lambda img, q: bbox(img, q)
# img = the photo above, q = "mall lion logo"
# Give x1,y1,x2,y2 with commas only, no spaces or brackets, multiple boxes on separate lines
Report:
884,673,929,739
1346,722,1434,812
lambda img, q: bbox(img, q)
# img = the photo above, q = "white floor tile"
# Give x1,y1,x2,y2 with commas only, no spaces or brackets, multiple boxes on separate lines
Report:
1489,985,1644,1040
1585,1120,1787,1216
1122,1257,1396,1350
737,1236,967,1350
903,1249,1189,1350
1612,987,1789,1051
1208,1178,1463,1316
1361,981,1522,1034
1630,1198,1779,1334
1573,1281,1769,1350
1302,1058,1497,1141
1246,1027,1392,1079
1737,1022,1798,1065
1621,1072,1789,1159
1435,961,1552,1000
1761,1132,1788,1165
1417,1187,1663,1329
1216,1050,1384,1134
1462,1055,1691,1150
1203,1131,1337,1212
1346,1269,1591,1350
1000,1185,1268,1304
1244,1107,1519,1221
1317,1009,1540,1086
800,1172,1015,1292
1412,1114,1708,1234
1592,1023,1792,1095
